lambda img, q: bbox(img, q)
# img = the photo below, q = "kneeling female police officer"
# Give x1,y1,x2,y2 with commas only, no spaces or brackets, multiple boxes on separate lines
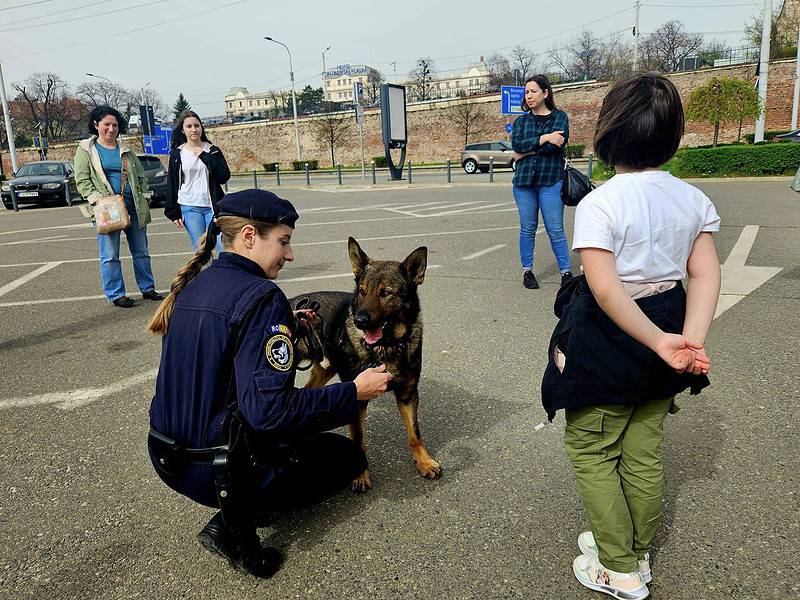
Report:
146,189,392,578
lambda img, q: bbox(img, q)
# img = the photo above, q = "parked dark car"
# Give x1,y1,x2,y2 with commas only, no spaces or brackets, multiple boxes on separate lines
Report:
1,161,80,209
137,154,167,207
774,129,800,143
460,141,515,174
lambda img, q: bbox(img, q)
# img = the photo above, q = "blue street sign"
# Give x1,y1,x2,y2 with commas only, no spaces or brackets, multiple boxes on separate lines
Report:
144,125,172,155
505,123,513,134
501,85,526,115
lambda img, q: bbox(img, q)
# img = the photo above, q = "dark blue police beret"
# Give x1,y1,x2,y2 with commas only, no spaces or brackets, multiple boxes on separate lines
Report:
216,189,299,228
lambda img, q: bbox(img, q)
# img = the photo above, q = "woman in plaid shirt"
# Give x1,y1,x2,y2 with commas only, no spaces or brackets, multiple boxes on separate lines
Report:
511,75,572,290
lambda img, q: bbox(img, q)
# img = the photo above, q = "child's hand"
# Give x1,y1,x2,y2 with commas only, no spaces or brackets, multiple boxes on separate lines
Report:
685,346,711,376
653,333,700,372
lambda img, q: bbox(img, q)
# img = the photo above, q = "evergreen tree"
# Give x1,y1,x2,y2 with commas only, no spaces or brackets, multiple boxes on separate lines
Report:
173,93,191,120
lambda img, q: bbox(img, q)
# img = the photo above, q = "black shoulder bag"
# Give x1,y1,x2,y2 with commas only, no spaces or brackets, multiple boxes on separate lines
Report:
561,144,595,207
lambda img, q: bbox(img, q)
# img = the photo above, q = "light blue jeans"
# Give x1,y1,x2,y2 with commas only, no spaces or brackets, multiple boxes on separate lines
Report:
512,181,571,273
181,205,221,253
96,197,156,301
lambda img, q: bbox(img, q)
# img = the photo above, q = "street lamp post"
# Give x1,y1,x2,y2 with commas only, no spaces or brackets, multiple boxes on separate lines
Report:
265,36,301,161
321,46,331,103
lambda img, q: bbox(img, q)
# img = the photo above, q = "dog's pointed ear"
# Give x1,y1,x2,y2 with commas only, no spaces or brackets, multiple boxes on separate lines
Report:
348,237,370,278
401,246,427,286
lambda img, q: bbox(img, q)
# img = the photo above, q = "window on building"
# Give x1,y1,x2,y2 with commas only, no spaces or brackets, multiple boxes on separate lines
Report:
326,80,331,88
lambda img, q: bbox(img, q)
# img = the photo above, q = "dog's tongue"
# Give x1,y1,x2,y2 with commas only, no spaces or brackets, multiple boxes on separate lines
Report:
364,328,383,345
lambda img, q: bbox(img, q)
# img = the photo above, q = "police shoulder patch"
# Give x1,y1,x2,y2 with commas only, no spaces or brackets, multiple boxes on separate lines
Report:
265,333,293,371
269,324,293,338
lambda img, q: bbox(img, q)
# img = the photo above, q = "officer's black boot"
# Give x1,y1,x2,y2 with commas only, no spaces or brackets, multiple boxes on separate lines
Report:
197,511,282,578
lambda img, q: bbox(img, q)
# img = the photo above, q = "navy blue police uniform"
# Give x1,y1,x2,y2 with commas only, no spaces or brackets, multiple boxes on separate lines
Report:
147,190,367,577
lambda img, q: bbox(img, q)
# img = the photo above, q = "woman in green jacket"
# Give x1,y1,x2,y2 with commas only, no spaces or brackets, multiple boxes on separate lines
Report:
74,105,163,308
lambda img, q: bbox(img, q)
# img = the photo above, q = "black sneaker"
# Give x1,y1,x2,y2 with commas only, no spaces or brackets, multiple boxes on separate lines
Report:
142,290,164,301
112,296,136,308
561,271,574,286
523,271,539,289
197,512,282,579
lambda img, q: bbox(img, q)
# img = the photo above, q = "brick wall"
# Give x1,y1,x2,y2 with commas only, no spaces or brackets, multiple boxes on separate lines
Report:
2,59,796,175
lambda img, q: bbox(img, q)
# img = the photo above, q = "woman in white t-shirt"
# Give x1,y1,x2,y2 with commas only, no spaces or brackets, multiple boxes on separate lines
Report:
541,74,721,599
165,110,230,251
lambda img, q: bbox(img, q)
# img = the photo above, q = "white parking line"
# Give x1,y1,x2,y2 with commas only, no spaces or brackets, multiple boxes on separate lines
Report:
0,235,68,246
0,367,160,411
0,225,520,268
461,244,507,261
0,265,443,307
0,262,62,298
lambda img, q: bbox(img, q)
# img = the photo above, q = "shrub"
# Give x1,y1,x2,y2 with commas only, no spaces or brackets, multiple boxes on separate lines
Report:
743,130,790,144
372,155,387,168
291,159,319,171
668,142,800,177
262,163,279,172
566,144,585,159
591,159,615,180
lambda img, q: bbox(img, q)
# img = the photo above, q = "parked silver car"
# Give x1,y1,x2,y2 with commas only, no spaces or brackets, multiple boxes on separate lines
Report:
460,141,515,174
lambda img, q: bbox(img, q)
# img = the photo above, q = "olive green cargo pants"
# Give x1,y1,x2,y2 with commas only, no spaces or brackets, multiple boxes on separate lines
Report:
564,396,674,573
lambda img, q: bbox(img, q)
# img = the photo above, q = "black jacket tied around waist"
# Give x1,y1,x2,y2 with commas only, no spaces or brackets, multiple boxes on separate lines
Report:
541,275,710,422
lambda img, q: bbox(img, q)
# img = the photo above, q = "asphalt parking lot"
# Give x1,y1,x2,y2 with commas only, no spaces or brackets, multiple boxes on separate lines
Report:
0,178,798,599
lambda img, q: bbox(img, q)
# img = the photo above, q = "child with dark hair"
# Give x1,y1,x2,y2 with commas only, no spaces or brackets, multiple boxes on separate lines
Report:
541,74,721,599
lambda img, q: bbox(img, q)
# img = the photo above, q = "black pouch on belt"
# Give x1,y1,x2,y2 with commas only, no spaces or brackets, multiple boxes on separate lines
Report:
148,428,189,478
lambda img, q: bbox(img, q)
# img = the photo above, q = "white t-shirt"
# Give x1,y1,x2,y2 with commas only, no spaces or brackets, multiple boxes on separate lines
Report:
572,171,721,282
177,142,211,207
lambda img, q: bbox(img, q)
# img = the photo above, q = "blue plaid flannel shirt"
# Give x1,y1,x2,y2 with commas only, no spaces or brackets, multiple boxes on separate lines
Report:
511,109,569,188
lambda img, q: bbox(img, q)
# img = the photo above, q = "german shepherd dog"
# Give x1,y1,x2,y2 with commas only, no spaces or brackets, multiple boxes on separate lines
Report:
289,237,441,492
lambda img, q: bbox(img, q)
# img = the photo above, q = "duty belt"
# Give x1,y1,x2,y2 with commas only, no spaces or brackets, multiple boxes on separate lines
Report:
148,427,229,470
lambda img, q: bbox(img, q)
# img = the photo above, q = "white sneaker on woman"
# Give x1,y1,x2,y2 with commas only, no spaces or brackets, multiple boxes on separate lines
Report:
578,531,652,583
573,553,649,599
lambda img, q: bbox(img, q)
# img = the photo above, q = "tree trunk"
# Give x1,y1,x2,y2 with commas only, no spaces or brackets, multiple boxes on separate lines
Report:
737,117,743,143
330,141,335,167
713,122,719,147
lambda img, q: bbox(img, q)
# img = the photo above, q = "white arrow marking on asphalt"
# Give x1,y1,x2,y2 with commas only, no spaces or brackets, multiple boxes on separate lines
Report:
0,368,159,412
715,225,782,318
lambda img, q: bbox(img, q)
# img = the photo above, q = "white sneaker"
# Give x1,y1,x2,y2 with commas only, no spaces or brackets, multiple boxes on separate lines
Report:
578,531,652,584
573,553,649,600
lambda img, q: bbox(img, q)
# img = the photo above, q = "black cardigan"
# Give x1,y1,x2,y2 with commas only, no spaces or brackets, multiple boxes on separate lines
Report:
164,145,231,222
541,275,709,422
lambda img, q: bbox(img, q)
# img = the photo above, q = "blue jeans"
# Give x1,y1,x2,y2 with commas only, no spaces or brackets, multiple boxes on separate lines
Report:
512,181,571,273
181,205,221,253
96,198,156,301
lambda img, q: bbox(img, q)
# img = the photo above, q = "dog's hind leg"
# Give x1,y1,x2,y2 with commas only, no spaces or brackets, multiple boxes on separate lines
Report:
395,386,441,479
304,363,336,388
349,405,372,493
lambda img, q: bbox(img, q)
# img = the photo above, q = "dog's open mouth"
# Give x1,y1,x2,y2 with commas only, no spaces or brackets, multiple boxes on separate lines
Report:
362,322,387,346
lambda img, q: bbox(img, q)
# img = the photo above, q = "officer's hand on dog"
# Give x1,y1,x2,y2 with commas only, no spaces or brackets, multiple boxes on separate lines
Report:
354,364,393,401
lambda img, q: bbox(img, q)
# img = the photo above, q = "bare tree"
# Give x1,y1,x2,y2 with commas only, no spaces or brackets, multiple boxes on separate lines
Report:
12,72,88,144
549,31,615,82
486,53,514,88
76,79,138,119
364,71,385,105
409,57,435,102
269,89,290,117
311,111,353,166
642,20,703,72
744,6,797,57
446,101,492,147
509,45,536,82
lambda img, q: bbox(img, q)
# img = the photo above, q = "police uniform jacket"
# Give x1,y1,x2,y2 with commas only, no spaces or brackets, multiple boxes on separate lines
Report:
541,275,710,422
148,252,359,505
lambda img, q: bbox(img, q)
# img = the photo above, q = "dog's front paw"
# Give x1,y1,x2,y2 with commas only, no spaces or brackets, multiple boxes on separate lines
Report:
351,470,372,493
415,457,441,479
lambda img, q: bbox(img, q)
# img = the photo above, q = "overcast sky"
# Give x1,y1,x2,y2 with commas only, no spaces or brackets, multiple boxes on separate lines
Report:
1,0,766,117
